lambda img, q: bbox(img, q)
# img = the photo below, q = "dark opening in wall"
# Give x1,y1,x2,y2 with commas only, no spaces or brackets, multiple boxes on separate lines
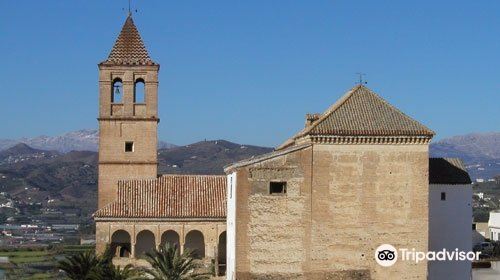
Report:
112,78,123,103
441,192,446,201
270,182,287,195
134,78,145,103
125,141,134,152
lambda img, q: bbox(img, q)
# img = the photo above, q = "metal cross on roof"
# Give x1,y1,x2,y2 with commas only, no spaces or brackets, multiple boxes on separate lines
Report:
126,0,138,16
356,72,367,85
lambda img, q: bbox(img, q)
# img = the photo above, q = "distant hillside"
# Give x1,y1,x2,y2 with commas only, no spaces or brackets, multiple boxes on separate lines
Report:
431,132,500,180
1,130,499,219
158,140,273,175
0,140,273,216
0,129,176,153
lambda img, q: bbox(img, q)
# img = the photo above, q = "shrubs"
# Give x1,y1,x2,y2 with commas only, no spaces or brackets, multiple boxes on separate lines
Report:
58,243,208,280
57,250,100,279
141,243,210,280
57,246,140,280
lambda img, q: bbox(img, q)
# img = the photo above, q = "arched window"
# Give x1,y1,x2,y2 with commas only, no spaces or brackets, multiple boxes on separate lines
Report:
135,230,155,258
112,78,123,103
160,230,180,249
184,230,205,259
218,231,227,267
111,230,131,258
134,78,145,103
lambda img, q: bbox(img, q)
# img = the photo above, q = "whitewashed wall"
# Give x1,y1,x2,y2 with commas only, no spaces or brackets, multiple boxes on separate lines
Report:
488,211,500,241
226,172,237,280
428,184,472,280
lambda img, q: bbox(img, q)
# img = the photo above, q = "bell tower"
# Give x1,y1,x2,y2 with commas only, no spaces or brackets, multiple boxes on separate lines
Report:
97,15,159,208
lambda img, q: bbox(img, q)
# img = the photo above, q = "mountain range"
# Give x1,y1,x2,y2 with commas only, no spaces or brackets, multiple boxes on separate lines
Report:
0,129,499,219
1,130,500,180
0,129,499,185
430,132,500,180
0,129,176,153
0,138,273,216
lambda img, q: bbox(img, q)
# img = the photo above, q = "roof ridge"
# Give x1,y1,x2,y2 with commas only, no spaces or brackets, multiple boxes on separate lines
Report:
275,85,362,150
225,143,312,172
299,84,362,137
275,84,434,150
360,86,435,135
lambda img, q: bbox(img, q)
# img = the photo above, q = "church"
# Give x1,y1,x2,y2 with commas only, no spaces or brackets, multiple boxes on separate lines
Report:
93,15,472,280
93,15,227,269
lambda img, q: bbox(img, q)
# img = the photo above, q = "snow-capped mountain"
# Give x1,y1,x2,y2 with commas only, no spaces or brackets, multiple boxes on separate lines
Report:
0,129,176,153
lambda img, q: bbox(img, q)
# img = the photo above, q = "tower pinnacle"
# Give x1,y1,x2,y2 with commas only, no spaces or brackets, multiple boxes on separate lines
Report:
100,15,156,66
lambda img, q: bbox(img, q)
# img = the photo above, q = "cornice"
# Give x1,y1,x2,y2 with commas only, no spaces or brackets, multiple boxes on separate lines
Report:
309,135,432,145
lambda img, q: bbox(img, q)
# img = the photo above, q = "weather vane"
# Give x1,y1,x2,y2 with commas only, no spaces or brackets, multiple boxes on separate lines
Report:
125,0,138,15
356,73,367,85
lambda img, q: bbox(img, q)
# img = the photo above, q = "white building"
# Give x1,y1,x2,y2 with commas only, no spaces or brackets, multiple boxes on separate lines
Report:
488,210,500,241
428,158,473,280
475,192,484,200
226,173,237,280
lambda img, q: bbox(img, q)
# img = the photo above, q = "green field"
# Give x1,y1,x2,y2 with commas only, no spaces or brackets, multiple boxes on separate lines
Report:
0,245,95,279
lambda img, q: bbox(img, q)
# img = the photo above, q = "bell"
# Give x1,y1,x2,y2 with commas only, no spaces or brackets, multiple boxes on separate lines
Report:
114,87,121,95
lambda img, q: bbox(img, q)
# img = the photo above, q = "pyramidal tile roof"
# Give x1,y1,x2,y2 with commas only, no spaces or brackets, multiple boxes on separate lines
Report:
101,15,156,66
278,85,434,149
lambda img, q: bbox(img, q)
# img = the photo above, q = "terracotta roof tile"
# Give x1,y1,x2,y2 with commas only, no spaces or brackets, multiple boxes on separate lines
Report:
429,158,472,185
308,85,434,136
277,85,434,149
101,15,156,66
94,175,226,219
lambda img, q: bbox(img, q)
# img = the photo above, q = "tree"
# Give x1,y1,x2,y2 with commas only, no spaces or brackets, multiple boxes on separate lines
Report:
58,246,141,280
141,243,210,280
89,263,142,280
57,250,99,280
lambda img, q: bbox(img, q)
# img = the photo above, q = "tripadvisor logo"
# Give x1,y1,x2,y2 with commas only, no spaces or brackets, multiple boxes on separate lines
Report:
375,244,481,267
375,244,397,267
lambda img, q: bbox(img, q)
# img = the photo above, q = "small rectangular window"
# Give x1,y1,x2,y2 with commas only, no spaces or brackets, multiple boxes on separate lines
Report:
472,224,477,230
270,182,287,195
441,192,446,201
125,141,134,152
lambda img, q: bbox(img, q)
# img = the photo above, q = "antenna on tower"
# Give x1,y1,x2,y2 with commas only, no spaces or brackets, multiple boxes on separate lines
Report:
355,73,367,85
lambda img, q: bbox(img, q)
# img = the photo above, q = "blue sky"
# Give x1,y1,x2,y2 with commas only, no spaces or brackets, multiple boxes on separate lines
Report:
0,1,499,146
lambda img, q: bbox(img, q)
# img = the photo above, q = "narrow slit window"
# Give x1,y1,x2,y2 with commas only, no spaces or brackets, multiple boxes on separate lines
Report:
134,79,145,103
125,141,134,152
270,182,287,195
441,192,446,201
229,177,233,199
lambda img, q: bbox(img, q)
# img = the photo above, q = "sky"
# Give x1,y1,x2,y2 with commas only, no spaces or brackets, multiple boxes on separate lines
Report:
0,1,499,147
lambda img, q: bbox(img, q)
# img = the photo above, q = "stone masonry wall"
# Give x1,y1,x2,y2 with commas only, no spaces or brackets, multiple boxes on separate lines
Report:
310,144,429,279
97,65,159,209
234,143,429,280
235,147,313,279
